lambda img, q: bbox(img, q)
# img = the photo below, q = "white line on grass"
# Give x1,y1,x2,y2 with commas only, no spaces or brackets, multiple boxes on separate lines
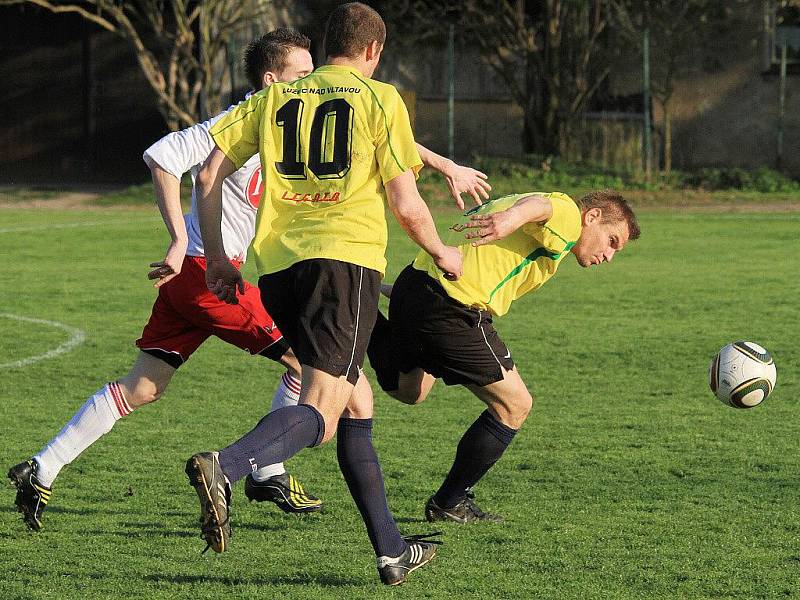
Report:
0,313,86,368
0,217,161,234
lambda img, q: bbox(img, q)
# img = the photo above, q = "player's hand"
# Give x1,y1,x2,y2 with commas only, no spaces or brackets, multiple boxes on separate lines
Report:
444,162,491,211
433,245,463,281
147,241,187,287
205,258,245,304
463,209,519,246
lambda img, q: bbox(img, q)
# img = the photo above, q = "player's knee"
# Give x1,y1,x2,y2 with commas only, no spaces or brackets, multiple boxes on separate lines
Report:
505,391,533,428
319,423,337,444
122,381,165,408
389,388,426,405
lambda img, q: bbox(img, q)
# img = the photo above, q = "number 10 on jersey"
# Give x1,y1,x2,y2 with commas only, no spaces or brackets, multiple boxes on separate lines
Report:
275,98,354,180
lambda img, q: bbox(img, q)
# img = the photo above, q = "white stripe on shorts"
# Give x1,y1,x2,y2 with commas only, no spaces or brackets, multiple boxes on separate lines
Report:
345,266,364,380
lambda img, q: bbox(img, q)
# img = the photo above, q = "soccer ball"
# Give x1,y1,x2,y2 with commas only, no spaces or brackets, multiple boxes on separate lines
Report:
708,341,777,409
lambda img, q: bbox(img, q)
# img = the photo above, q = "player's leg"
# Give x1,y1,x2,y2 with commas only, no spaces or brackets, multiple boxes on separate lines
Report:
381,265,524,523
337,375,439,585
8,263,211,531
242,356,322,513
243,347,322,512
119,350,178,407
426,366,532,524
214,366,353,484
393,369,437,405
367,308,437,404
185,364,351,552
245,340,321,512
8,351,176,531
175,261,321,512
185,259,374,552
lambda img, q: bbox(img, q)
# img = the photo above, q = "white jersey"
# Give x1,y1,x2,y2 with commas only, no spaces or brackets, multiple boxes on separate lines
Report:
142,104,263,262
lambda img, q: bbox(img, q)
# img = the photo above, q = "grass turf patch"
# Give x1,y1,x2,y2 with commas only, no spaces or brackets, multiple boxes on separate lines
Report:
0,205,798,599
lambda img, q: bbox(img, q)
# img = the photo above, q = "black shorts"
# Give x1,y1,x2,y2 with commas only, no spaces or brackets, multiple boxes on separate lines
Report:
259,259,380,385
389,265,514,387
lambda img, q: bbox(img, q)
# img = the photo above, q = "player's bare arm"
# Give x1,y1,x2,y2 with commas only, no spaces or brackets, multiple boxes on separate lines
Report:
145,160,189,287
464,194,553,247
386,169,463,280
415,143,491,210
196,146,245,303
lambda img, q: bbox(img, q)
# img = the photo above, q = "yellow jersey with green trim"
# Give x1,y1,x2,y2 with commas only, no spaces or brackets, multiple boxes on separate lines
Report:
209,64,422,276
413,192,581,316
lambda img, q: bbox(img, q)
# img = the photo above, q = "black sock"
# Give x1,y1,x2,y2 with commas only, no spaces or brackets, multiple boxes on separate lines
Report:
218,405,324,483
337,418,406,558
433,410,518,508
366,310,399,392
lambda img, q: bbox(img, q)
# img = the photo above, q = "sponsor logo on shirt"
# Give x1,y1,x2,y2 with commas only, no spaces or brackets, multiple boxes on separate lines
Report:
246,168,264,209
281,191,342,203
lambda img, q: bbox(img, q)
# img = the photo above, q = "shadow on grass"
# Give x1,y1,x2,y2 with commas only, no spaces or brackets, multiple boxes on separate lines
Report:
43,505,137,517
84,525,197,539
144,573,362,587
394,516,429,524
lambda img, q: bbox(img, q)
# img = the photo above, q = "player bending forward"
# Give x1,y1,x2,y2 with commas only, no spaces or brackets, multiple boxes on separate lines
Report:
368,190,640,522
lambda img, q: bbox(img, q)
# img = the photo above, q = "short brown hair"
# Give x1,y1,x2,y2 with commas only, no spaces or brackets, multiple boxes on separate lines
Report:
242,28,311,90
578,190,641,240
324,2,386,59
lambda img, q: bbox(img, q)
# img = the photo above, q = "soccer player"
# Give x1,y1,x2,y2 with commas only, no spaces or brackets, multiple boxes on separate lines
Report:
7,29,322,531
187,2,462,585
368,190,641,523
7,25,484,534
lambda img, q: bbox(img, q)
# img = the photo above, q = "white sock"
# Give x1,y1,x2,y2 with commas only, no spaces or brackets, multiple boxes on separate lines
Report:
34,382,133,487
251,372,301,482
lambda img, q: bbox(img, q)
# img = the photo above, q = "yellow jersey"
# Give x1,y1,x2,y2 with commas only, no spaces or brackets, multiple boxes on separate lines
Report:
210,64,422,276
414,192,581,316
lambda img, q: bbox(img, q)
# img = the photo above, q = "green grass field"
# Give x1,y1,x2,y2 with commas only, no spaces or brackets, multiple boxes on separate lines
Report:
1,201,798,599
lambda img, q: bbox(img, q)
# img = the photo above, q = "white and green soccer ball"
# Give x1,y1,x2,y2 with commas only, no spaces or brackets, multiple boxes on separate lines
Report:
709,341,777,409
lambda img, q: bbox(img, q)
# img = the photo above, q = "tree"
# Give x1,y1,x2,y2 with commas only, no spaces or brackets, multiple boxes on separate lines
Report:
1,0,286,130
384,0,612,155
610,0,753,175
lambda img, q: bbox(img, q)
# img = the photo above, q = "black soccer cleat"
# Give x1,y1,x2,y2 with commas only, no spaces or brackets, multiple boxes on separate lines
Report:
185,452,232,553
377,533,441,585
8,459,52,531
424,490,504,524
244,472,322,513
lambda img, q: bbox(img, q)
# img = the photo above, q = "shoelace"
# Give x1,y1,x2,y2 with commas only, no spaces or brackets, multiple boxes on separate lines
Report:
199,512,231,555
462,490,490,518
403,532,444,546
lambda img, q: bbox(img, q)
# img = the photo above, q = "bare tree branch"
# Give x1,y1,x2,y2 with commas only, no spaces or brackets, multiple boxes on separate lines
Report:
0,0,283,129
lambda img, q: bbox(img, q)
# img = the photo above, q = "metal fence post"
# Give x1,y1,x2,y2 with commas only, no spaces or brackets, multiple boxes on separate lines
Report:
447,22,455,160
643,28,653,181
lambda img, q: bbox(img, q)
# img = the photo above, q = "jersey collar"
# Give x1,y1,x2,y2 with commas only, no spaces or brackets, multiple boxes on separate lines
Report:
314,64,365,78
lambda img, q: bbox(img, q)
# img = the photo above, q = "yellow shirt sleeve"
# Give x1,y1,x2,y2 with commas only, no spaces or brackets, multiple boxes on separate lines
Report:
209,94,265,170
374,87,422,185
522,192,581,251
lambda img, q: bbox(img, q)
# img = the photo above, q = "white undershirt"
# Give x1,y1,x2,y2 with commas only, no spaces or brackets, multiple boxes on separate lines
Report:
142,104,263,262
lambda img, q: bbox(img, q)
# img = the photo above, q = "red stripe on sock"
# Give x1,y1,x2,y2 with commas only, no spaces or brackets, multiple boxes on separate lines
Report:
282,373,301,394
108,382,130,417
117,383,133,415
108,382,125,416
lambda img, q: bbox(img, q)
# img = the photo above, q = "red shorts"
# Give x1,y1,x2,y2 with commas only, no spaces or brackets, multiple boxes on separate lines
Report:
136,256,288,368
